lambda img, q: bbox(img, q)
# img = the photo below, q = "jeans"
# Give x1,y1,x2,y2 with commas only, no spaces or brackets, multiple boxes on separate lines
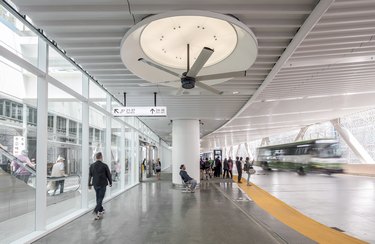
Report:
54,180,65,194
94,186,107,214
247,173,251,184
188,179,197,191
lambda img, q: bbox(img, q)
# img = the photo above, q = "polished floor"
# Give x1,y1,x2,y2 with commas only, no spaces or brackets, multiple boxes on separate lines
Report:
34,173,313,244
249,169,375,243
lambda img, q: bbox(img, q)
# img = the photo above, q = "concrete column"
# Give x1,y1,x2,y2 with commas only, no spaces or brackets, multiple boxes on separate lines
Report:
295,126,309,141
172,119,200,185
331,119,375,164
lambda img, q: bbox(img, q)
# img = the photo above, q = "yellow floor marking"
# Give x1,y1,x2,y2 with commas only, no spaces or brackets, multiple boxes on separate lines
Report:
233,176,367,244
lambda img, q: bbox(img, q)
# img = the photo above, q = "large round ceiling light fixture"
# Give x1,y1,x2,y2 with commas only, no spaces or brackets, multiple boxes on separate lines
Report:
121,11,258,93
140,16,238,69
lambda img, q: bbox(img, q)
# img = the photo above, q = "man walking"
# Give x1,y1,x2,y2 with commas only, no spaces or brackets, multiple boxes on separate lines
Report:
89,152,112,220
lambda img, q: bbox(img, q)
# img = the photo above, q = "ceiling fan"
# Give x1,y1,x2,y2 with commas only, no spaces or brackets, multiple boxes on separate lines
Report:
138,44,247,95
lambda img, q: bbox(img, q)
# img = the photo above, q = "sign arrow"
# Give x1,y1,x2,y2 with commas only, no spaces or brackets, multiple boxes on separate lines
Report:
150,108,155,114
114,109,119,114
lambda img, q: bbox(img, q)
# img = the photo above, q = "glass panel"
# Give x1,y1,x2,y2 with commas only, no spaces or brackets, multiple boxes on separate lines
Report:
110,119,122,194
88,107,106,206
125,128,133,187
0,6,38,67
0,58,37,242
48,48,82,95
46,83,82,225
89,80,106,109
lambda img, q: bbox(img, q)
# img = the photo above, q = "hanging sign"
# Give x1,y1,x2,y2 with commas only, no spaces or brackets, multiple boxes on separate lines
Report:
112,106,167,117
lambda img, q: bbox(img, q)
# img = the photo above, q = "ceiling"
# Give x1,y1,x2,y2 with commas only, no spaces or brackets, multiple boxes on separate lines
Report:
10,0,375,148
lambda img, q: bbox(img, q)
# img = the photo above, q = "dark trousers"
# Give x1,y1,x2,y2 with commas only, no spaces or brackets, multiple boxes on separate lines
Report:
54,180,65,194
238,171,242,182
228,170,233,179
223,169,229,178
94,186,106,214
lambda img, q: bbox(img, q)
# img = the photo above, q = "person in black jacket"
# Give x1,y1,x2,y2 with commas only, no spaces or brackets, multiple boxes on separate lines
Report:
235,156,242,183
89,152,112,220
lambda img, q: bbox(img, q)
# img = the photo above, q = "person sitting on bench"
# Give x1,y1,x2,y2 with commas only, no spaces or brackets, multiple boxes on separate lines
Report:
179,164,197,193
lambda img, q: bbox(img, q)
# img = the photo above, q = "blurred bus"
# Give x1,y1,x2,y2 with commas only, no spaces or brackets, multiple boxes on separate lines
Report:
256,138,345,175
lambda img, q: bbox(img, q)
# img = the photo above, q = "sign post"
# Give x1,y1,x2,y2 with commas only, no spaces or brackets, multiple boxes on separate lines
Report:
112,106,167,117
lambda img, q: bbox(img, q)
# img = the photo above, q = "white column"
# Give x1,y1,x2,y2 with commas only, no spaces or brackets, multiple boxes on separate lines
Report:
331,119,375,164
235,144,241,157
172,119,200,185
81,75,89,208
295,126,309,141
35,39,48,231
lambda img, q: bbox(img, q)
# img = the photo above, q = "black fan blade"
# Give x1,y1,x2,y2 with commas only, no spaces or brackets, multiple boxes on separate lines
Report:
195,81,223,95
138,58,181,78
186,47,214,78
175,87,184,96
196,71,247,82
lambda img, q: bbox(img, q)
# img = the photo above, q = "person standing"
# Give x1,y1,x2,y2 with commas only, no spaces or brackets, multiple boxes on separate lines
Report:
51,155,67,195
235,156,242,183
89,152,112,220
223,158,229,179
228,157,233,179
244,157,254,186
155,161,161,180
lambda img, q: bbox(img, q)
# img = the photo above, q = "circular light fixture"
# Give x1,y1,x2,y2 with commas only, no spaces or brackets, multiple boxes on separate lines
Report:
140,16,237,69
121,10,258,86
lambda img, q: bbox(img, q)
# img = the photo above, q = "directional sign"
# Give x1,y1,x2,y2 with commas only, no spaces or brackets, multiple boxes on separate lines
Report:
112,106,167,117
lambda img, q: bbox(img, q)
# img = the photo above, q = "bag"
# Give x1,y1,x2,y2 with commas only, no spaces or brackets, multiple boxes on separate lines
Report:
249,168,256,174
243,163,249,171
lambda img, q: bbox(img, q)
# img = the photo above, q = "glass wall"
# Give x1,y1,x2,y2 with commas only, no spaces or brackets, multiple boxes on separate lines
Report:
46,83,82,225
88,107,107,206
0,58,37,242
110,119,122,194
0,2,169,242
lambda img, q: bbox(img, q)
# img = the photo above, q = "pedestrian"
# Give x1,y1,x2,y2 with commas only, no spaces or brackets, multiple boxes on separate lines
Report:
89,152,112,220
235,156,242,183
228,157,233,179
223,158,229,179
244,157,255,186
155,161,161,180
51,155,67,195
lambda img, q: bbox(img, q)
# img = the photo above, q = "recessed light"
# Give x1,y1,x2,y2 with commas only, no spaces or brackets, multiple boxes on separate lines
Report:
233,91,239,94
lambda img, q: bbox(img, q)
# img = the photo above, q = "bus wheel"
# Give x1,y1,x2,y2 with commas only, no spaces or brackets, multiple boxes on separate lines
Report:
297,166,305,175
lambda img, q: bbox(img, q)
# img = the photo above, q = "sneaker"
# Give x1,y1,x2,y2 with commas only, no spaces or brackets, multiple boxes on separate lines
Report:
94,215,100,220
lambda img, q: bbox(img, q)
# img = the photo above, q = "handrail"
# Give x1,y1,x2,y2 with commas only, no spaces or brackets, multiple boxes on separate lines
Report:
0,145,36,175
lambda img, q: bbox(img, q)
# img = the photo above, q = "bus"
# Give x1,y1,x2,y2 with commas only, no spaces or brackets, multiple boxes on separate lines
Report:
256,138,345,175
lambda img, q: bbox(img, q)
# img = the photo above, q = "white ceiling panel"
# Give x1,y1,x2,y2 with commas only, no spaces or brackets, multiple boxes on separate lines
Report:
17,0,373,146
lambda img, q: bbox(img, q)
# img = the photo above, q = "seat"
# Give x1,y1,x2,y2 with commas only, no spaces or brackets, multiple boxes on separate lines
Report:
181,179,192,193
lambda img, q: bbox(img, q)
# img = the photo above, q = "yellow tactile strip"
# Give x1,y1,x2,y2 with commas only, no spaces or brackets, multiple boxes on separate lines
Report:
233,176,367,244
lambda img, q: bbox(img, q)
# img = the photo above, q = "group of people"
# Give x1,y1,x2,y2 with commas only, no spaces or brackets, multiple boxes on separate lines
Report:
141,158,162,180
235,156,256,186
200,156,256,186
